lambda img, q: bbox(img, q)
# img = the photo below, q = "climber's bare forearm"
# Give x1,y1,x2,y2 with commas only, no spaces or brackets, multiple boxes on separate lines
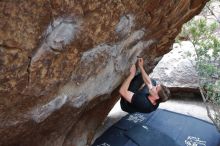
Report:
140,66,152,86
119,74,134,103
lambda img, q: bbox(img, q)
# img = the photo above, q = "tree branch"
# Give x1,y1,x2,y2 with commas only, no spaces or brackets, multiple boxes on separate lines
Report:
206,5,220,23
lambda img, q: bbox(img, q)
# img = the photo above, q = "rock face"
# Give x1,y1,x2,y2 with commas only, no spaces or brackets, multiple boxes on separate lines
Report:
0,1,208,146
150,41,200,98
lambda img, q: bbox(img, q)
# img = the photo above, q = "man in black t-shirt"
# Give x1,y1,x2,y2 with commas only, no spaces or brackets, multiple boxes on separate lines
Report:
119,58,171,113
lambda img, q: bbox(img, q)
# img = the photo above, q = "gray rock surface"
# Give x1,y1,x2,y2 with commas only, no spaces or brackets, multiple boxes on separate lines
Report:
150,41,199,89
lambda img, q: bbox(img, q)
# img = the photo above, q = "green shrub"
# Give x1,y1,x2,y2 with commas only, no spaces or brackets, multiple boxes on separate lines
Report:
176,1,220,130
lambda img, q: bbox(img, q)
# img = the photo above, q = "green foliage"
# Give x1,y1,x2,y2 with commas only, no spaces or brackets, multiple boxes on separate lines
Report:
177,8,220,107
176,0,220,130
210,22,219,32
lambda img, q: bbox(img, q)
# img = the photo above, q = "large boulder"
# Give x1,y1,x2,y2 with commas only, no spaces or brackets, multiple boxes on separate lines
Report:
150,41,200,98
0,1,208,146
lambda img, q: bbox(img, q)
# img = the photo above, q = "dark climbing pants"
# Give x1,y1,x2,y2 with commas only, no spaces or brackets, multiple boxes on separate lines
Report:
120,73,157,113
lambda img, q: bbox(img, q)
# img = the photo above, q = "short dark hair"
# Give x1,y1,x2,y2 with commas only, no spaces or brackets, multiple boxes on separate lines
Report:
158,84,171,103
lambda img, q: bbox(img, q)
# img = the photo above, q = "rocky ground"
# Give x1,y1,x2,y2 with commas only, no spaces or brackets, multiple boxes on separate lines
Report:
92,97,212,144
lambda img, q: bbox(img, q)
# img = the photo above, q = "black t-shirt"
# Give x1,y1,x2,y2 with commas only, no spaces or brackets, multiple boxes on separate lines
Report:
120,79,159,113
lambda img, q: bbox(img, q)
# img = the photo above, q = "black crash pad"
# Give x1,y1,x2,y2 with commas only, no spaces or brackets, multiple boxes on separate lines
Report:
92,109,220,146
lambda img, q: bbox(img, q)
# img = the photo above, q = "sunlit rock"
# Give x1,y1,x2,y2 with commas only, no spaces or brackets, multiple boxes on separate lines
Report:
150,41,200,98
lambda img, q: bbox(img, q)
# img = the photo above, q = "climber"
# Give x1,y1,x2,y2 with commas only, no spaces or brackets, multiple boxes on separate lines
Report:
119,57,171,113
